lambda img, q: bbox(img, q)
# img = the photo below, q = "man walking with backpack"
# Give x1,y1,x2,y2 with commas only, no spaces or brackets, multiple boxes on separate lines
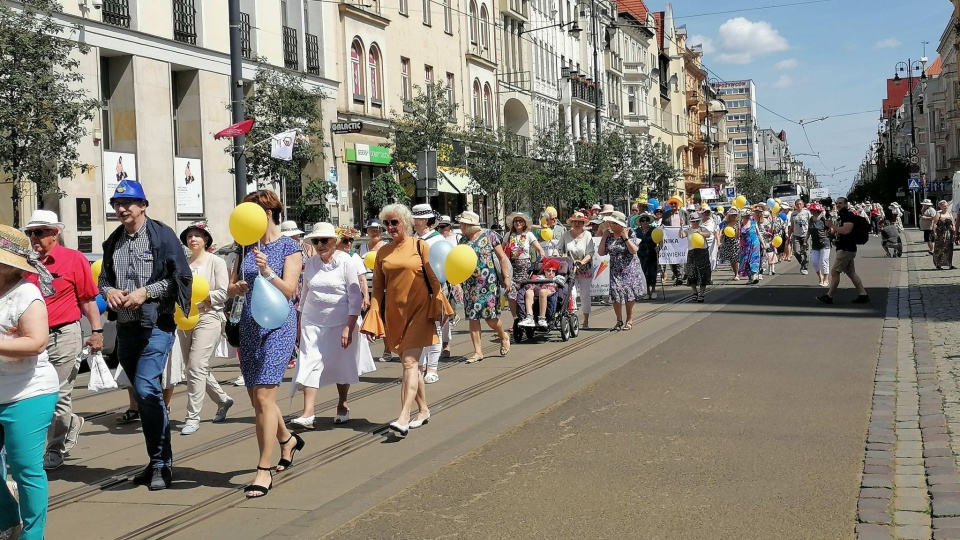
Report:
818,197,869,305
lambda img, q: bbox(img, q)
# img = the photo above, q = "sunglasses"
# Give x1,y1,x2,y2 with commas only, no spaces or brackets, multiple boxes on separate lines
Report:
438,224,451,229
384,219,401,227
27,229,55,237
310,238,334,245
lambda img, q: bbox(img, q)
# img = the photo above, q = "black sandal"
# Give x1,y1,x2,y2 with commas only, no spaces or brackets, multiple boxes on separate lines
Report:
117,410,140,424
276,433,305,473
613,321,624,332
244,466,273,499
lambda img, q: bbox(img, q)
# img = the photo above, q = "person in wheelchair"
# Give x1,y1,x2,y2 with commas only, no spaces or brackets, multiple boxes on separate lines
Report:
516,258,566,329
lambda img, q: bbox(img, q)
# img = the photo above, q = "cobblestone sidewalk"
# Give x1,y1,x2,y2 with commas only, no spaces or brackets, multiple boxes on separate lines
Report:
857,233,960,540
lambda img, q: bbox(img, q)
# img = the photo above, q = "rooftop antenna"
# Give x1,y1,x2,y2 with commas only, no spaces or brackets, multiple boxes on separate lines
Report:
922,41,930,57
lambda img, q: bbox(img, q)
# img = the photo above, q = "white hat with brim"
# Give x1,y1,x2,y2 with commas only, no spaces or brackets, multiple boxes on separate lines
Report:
22,210,65,233
921,199,933,206
457,211,481,226
280,220,304,237
303,222,338,240
600,204,615,216
603,211,628,228
412,204,436,219
0,225,39,274
506,212,532,228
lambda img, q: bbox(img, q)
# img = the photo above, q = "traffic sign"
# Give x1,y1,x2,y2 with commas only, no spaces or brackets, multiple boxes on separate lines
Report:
910,147,920,156
910,156,920,164
725,187,736,198
907,178,921,191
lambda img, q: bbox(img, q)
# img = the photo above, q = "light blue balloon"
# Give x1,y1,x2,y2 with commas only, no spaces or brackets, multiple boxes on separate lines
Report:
95,294,108,314
251,275,290,329
428,240,453,283
766,198,776,208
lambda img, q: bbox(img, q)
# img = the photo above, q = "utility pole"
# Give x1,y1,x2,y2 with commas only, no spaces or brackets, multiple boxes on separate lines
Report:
228,0,248,204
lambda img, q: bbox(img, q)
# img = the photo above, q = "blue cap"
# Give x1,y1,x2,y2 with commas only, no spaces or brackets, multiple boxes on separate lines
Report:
110,179,148,205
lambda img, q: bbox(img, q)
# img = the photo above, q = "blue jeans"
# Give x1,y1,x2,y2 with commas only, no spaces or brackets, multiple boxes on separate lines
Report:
0,392,58,540
117,323,176,469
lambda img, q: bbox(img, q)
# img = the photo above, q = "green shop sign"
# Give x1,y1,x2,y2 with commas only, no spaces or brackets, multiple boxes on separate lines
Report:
346,144,391,165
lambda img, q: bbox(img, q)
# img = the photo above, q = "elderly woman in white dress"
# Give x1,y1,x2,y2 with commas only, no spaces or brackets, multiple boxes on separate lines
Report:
289,223,375,429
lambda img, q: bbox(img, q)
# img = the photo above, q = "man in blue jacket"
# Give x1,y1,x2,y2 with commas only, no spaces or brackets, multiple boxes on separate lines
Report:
99,179,192,491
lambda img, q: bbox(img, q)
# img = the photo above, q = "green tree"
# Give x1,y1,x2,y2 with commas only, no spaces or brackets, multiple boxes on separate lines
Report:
638,141,683,200
733,168,777,205
462,120,530,215
534,122,586,212
389,82,462,174
238,61,331,222
363,172,411,220
0,0,100,226
848,157,910,206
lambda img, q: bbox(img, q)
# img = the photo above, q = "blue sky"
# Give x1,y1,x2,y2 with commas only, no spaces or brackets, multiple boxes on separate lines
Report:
675,0,953,196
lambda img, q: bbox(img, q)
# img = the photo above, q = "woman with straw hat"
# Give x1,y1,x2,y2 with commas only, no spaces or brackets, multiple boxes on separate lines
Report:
504,211,545,325
559,212,596,326
0,225,58,540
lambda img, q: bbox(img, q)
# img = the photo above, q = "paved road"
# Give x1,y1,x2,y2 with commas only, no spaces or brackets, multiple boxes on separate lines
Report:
44,240,898,539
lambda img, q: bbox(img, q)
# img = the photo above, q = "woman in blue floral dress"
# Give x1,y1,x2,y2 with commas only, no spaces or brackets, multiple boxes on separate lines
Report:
457,211,511,363
598,211,646,331
737,211,762,284
227,191,304,500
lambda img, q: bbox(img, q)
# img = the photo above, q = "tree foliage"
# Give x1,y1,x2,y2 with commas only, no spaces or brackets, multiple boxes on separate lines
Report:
462,120,529,215
732,168,777,205
238,61,331,222
848,157,911,206
0,0,99,226
638,141,683,200
363,172,410,220
389,82,462,173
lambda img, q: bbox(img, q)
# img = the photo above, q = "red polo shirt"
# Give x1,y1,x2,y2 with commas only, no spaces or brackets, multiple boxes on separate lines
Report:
24,243,99,328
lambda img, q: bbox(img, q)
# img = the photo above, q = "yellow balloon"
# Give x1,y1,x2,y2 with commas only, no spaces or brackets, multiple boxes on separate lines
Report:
364,250,377,270
651,228,664,244
690,232,705,248
444,245,479,285
174,304,200,331
229,202,268,246
772,203,781,215
734,195,747,209
539,227,554,241
723,226,736,238
716,206,724,214
772,236,783,248
91,259,103,283
190,275,210,304
775,198,782,203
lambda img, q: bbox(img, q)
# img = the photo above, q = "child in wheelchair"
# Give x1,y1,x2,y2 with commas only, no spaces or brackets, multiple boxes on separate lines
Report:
516,258,566,329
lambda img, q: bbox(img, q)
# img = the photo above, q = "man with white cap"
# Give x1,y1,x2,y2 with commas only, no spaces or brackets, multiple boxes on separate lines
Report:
22,210,103,471
411,204,446,383
919,199,936,254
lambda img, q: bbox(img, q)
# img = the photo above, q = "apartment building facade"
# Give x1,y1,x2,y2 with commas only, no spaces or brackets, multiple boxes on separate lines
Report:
4,0,340,252
716,79,758,174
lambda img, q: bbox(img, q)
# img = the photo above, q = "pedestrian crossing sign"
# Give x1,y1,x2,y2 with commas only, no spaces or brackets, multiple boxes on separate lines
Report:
907,178,921,191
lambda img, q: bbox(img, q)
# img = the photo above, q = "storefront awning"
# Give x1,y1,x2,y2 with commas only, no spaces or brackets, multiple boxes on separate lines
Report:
439,169,483,195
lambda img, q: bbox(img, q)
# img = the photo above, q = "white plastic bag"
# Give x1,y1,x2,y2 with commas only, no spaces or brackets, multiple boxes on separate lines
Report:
86,347,118,392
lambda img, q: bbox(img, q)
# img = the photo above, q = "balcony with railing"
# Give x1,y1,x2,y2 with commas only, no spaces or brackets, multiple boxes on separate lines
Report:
102,0,131,28
506,133,529,157
571,77,600,106
173,0,197,45
622,61,647,82
239,12,252,59
608,102,621,123
282,26,299,70
306,33,321,75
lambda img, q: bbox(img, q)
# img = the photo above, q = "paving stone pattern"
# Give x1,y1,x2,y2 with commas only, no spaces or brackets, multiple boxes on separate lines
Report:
857,235,960,540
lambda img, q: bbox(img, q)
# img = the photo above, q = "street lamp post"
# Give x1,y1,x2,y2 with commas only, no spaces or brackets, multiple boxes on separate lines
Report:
894,57,927,201
228,0,247,205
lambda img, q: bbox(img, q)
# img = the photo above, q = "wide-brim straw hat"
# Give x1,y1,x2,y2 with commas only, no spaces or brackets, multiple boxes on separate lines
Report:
457,211,481,226
0,225,39,274
304,222,339,240
280,220,305,237
566,211,589,224
507,211,532,229
603,211,628,228
22,210,65,233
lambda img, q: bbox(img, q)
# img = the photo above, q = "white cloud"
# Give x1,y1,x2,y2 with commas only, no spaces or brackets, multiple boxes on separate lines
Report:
708,17,789,65
775,58,799,70
875,38,901,49
690,35,714,54
772,75,795,89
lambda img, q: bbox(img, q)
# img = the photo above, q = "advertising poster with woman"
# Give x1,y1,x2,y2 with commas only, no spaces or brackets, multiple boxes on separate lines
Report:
102,151,136,216
174,157,204,217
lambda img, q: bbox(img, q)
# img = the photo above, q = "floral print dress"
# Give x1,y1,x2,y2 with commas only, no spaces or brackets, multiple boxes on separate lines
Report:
604,231,647,303
462,230,504,320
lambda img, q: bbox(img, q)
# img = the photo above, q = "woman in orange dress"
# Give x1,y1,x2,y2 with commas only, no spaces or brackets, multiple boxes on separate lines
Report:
361,204,452,436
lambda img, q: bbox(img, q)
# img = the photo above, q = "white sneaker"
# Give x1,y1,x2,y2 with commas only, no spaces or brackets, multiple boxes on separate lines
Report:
180,423,200,436
800,269,809,275
536,317,548,328
233,375,245,386
651,292,657,299
289,416,315,429
518,315,536,327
